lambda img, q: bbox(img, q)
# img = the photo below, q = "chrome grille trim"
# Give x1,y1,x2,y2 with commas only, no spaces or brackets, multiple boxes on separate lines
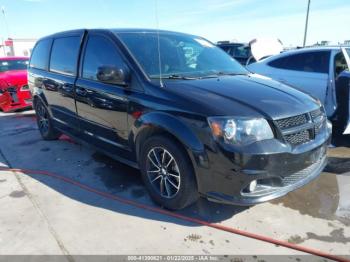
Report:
275,107,326,146
275,114,308,129
284,130,310,145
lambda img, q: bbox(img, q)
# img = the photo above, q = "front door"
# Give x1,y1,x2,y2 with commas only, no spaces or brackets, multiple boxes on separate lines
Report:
75,32,130,155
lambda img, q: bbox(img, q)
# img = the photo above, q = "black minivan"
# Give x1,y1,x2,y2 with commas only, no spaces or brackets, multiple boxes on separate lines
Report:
28,29,331,210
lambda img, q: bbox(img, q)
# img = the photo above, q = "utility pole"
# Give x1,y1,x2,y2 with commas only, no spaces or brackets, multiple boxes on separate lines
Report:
303,0,311,47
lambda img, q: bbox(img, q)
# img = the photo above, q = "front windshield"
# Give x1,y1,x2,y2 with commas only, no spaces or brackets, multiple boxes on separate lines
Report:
116,32,248,79
0,59,29,73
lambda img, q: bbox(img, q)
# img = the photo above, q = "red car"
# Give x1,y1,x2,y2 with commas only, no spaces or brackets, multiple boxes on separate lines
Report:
0,56,32,112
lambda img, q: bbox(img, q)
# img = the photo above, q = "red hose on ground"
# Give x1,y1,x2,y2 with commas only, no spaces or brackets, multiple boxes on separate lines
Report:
0,166,348,262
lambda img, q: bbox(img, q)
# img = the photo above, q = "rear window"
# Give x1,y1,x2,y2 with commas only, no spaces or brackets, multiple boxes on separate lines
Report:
30,39,51,70
0,59,29,72
268,51,330,73
49,36,81,76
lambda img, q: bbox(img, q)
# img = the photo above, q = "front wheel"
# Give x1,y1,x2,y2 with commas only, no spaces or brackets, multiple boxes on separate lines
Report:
34,99,61,140
140,135,199,210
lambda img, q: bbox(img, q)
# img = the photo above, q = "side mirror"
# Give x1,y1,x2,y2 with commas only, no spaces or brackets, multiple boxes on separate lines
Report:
96,66,130,86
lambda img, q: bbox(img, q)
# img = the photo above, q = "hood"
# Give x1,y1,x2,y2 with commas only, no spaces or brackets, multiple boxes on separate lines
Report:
164,74,319,120
0,70,28,87
249,38,283,61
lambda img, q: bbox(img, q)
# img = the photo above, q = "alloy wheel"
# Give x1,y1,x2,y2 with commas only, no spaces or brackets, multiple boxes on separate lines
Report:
36,103,49,134
146,147,181,198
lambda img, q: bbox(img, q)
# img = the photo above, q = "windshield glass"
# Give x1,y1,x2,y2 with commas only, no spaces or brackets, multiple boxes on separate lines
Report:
0,59,29,73
116,32,248,79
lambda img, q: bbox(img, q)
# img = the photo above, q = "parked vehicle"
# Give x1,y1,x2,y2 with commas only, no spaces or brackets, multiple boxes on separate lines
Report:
217,41,252,65
0,57,32,112
29,29,331,210
247,46,350,134
218,38,283,66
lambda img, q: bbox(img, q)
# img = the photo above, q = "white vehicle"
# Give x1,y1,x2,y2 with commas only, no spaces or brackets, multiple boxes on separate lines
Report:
247,46,350,134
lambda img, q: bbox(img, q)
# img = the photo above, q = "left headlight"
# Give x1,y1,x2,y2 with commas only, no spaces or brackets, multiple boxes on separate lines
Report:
208,117,274,146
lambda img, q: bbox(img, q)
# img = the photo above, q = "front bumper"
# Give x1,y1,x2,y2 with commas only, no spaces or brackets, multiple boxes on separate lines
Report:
0,88,32,112
194,128,331,206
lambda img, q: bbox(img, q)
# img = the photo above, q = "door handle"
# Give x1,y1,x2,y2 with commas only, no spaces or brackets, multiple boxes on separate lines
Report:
76,87,87,96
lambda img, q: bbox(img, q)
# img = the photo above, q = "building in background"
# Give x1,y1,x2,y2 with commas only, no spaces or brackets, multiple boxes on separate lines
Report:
0,38,37,57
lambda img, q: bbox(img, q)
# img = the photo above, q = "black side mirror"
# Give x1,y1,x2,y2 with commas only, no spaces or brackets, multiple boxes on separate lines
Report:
96,66,130,86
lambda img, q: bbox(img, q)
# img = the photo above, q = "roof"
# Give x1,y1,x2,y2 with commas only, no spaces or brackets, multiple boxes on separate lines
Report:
38,28,199,41
0,56,29,60
217,42,247,46
285,46,350,54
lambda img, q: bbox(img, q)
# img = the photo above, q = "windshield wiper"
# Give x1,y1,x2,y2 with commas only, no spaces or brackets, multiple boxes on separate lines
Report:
200,72,247,79
151,74,198,80
166,74,198,80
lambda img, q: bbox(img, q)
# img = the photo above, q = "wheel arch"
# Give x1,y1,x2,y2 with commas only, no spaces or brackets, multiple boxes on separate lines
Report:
132,112,206,172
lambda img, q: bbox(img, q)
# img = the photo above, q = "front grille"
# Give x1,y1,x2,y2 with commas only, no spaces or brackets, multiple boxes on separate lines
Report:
310,108,322,118
7,86,17,93
275,107,326,146
284,130,310,145
282,154,325,186
275,114,308,129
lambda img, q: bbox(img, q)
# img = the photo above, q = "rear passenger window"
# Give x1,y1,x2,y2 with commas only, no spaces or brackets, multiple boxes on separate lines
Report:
268,51,330,73
30,39,51,70
50,36,81,76
82,35,124,81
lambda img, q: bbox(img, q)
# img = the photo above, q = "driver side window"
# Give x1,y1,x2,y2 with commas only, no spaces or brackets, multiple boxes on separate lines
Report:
82,35,124,81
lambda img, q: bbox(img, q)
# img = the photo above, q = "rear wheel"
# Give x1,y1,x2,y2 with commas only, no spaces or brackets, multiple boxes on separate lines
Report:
34,99,61,140
140,135,199,210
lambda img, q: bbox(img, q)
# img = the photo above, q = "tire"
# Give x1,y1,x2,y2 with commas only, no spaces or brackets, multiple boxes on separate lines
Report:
34,99,61,140
140,135,199,210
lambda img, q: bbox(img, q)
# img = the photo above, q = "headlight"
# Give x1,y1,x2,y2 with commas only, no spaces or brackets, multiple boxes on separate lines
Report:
208,117,274,146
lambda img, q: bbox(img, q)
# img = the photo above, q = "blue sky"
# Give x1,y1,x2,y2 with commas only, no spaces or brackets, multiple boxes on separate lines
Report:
0,0,349,46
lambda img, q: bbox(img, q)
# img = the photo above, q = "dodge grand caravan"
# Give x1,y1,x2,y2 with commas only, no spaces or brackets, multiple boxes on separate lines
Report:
28,29,331,210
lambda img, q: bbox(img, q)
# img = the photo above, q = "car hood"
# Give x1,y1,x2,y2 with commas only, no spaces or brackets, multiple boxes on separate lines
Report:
0,70,28,87
164,74,320,120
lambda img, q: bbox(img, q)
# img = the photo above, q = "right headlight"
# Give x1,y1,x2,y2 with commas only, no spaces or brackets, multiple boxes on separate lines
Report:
208,117,274,146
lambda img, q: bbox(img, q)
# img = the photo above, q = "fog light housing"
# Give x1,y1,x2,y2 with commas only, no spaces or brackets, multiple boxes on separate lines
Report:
248,180,257,192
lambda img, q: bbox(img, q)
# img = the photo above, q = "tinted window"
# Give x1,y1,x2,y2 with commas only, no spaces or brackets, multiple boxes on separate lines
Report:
0,59,29,72
219,45,231,53
50,36,81,75
231,45,250,58
82,35,124,81
268,51,330,73
30,39,51,70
